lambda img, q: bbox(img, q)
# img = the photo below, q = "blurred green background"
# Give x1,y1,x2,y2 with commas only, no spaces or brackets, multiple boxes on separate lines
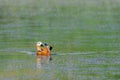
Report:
0,0,120,80
0,0,119,53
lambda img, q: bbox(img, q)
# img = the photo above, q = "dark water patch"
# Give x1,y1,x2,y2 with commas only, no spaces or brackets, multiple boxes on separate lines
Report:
80,57,120,65
79,67,120,71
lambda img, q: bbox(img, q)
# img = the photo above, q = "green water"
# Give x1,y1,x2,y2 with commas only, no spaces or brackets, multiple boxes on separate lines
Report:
0,0,120,80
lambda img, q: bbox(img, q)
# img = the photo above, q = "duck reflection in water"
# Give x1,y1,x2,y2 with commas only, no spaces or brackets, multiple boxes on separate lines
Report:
36,41,53,68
